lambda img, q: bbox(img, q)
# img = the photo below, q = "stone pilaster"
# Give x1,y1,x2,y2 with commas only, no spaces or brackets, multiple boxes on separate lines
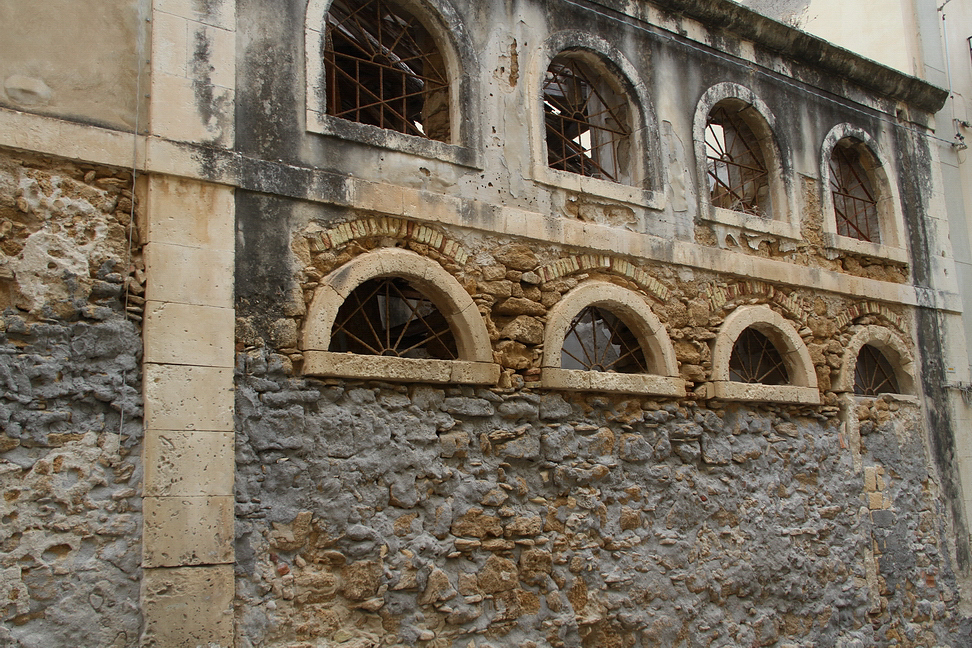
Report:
140,0,237,645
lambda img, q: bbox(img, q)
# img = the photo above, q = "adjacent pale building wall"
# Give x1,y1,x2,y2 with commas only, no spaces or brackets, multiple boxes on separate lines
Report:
0,0,149,132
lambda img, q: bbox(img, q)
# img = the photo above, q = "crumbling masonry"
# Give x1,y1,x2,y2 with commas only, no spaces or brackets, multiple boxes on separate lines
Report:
1,0,972,646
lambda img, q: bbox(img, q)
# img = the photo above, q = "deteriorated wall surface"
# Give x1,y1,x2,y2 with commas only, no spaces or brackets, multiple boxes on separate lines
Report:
233,227,970,647
0,149,144,647
234,356,968,647
230,0,972,645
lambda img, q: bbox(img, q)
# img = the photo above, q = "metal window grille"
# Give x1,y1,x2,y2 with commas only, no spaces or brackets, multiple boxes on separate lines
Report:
561,306,648,373
324,0,450,141
830,142,880,243
543,57,631,183
329,277,458,359
728,328,788,385
854,344,899,395
706,104,770,216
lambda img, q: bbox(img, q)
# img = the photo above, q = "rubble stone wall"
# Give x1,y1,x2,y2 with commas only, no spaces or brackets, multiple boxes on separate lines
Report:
0,149,144,647
233,215,971,647
234,353,969,647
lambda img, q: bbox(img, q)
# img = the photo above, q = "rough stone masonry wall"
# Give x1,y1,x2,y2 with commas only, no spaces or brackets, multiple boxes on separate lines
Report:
0,149,144,647
234,223,972,647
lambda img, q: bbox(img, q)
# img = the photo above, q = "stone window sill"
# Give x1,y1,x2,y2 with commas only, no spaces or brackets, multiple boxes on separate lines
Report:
708,380,820,405
532,164,664,211
306,111,481,169
822,232,909,264
703,206,802,240
541,367,685,396
304,351,500,384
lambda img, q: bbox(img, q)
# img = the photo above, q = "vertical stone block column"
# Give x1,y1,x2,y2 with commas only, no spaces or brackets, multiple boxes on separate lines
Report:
140,177,236,647
141,0,237,645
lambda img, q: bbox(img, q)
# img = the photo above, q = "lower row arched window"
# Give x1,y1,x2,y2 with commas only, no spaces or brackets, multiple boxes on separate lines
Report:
833,325,915,397
540,281,684,396
302,248,498,384
303,250,915,404
710,305,820,404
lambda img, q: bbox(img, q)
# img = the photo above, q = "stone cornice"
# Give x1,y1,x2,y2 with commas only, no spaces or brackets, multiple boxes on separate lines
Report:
630,0,949,113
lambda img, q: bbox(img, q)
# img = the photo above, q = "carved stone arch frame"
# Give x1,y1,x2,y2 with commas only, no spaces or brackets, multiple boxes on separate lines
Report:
301,247,499,383
304,0,481,166
709,305,820,404
820,123,908,263
692,83,798,240
525,30,665,210
833,325,916,396
540,281,685,396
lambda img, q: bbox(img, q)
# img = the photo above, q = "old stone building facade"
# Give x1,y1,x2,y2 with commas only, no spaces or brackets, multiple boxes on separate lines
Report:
1,0,972,646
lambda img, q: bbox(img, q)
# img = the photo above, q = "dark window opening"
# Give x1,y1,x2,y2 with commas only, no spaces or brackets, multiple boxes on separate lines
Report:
324,0,450,141
729,328,788,384
830,139,880,243
543,55,631,183
561,306,648,372
706,102,770,216
854,344,899,395
330,277,458,359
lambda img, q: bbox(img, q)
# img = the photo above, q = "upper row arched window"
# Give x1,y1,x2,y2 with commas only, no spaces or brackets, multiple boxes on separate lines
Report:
310,1,906,261
323,0,451,141
542,52,632,184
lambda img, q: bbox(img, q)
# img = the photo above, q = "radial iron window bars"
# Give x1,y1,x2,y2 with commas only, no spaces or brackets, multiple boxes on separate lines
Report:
705,104,770,216
854,344,900,395
830,141,880,243
728,328,788,385
561,306,648,373
543,56,631,183
330,277,458,359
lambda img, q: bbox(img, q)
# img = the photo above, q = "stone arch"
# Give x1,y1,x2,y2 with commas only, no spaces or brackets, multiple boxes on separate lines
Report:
526,30,662,192
304,0,479,151
833,325,916,395
710,305,819,404
693,83,795,234
820,123,907,255
541,281,684,395
302,247,497,383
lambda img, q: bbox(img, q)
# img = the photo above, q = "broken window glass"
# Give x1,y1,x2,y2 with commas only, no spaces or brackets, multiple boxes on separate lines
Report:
325,0,450,141
561,306,648,372
330,277,458,359
543,55,631,183
729,328,788,384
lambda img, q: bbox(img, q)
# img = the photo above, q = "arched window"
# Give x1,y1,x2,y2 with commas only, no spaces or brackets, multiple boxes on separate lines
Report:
543,53,632,183
820,125,907,261
705,99,771,216
561,306,649,373
829,137,881,243
330,277,458,359
833,325,915,396
324,0,450,141
710,305,819,404
541,281,683,396
302,248,498,384
853,344,899,395
693,84,796,240
728,328,788,385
